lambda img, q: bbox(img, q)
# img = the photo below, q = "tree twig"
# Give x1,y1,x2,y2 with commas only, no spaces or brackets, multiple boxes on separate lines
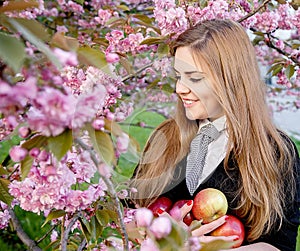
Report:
75,138,130,251
122,63,153,82
36,225,56,244
238,0,272,23
77,238,87,251
61,213,81,251
8,208,42,251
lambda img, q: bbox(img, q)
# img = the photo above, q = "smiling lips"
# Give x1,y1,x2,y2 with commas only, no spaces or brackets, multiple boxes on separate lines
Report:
182,98,199,107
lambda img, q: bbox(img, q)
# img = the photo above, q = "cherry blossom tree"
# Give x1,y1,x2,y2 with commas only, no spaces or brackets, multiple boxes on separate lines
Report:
0,0,299,250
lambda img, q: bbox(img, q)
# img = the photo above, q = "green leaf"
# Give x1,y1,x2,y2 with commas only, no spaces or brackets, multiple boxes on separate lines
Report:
42,210,66,228
267,63,283,76
117,4,130,11
89,215,103,241
0,0,39,12
50,32,79,51
79,218,92,243
285,64,295,79
74,0,84,4
119,57,134,75
0,166,9,176
12,18,50,42
140,37,167,45
8,18,62,69
200,239,234,251
96,209,112,226
0,178,14,205
132,14,153,25
21,134,48,150
20,155,33,180
161,83,174,94
87,128,115,165
0,32,25,73
104,119,124,137
77,46,110,73
48,130,73,161
292,43,300,49
0,135,22,164
157,44,170,58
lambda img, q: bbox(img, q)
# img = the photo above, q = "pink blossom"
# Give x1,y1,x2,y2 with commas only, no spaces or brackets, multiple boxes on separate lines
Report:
140,238,160,251
9,152,107,214
56,25,68,33
92,119,105,130
18,126,31,138
53,48,78,67
29,148,40,158
0,77,37,116
105,52,120,63
95,9,112,25
9,146,28,162
0,209,10,229
116,133,129,154
98,163,111,178
149,216,172,239
135,208,153,227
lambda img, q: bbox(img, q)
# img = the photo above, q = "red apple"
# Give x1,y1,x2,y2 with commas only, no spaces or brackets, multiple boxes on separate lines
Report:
183,212,195,226
148,196,173,216
192,188,228,223
169,200,193,222
210,214,245,248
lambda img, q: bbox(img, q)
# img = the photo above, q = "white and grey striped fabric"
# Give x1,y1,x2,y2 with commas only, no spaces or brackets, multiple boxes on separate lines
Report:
186,124,221,195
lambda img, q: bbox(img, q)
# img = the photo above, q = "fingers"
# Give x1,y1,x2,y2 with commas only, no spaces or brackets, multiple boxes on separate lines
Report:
179,200,193,220
192,215,227,236
199,234,239,243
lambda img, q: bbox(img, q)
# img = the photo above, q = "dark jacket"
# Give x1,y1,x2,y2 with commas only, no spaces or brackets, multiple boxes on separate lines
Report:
161,139,300,251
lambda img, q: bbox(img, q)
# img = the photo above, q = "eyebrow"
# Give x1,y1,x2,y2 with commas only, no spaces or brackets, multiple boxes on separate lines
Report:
173,68,205,75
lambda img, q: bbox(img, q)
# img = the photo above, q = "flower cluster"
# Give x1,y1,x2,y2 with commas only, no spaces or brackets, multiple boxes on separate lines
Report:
9,150,107,214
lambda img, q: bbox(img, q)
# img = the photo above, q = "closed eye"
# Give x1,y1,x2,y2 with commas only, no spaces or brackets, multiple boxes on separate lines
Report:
190,77,204,83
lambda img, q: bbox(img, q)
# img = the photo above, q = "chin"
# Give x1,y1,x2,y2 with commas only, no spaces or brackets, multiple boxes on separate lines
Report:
185,111,207,121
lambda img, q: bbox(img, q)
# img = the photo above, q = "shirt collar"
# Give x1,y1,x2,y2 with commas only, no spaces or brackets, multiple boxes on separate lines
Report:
198,116,227,133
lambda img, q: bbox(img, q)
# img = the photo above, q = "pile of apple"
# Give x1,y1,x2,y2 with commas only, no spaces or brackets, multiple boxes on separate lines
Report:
148,188,245,248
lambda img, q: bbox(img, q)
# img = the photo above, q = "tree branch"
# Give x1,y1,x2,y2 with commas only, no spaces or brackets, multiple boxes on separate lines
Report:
122,63,153,82
8,208,42,251
238,0,272,23
61,213,81,251
77,238,87,251
74,138,130,251
36,225,56,244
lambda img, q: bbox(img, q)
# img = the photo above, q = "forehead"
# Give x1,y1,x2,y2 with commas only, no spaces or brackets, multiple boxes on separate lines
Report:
174,46,199,72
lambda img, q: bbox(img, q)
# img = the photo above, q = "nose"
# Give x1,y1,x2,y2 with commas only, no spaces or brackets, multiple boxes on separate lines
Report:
176,80,190,94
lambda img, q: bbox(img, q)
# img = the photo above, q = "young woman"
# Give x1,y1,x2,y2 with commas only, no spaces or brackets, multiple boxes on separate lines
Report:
131,19,299,250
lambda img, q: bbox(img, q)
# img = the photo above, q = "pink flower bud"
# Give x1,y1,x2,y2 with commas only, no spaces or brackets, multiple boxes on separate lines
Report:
140,238,160,251
45,165,57,176
9,146,28,162
18,126,31,138
92,119,105,130
135,208,153,228
105,52,120,63
116,133,129,153
37,150,49,162
149,216,172,239
29,148,40,158
98,163,111,178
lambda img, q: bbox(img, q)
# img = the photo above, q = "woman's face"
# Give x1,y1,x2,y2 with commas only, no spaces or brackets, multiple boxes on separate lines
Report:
174,46,224,121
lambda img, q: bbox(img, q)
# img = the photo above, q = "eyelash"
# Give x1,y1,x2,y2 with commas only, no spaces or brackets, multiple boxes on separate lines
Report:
175,75,203,83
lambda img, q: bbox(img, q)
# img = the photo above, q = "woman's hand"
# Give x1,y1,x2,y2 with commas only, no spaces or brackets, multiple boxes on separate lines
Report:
160,200,239,244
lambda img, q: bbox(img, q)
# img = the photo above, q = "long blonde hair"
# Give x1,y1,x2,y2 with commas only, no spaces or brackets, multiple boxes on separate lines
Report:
131,19,296,241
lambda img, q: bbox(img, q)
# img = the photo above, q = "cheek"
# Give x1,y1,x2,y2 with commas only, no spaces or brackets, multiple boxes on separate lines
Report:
193,87,222,118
